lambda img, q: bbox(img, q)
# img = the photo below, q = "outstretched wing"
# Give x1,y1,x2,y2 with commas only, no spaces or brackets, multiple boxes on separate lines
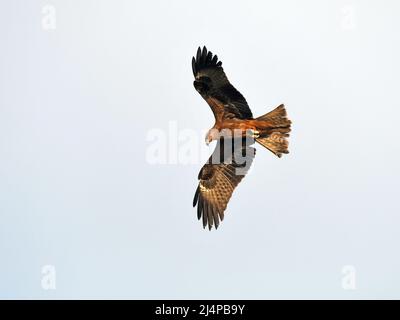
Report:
193,139,256,230
192,46,253,120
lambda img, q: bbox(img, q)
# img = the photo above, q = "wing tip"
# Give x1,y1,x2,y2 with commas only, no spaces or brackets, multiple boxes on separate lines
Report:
192,56,196,77
193,186,199,207
192,46,222,77
193,194,223,231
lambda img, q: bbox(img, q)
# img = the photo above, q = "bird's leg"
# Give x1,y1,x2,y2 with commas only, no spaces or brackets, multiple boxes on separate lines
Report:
250,129,260,139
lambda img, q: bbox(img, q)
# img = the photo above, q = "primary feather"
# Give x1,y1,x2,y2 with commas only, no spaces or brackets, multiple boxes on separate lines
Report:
193,139,255,230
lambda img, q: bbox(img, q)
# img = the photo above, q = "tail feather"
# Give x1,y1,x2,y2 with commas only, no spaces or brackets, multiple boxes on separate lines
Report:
255,104,291,158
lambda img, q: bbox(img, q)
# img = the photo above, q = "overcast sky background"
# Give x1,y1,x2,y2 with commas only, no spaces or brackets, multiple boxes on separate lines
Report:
1,0,399,299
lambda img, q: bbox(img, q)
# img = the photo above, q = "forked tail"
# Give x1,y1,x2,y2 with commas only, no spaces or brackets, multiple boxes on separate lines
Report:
255,104,291,158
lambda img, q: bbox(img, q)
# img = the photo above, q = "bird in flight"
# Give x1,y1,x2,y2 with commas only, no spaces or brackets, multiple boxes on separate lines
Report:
192,46,292,230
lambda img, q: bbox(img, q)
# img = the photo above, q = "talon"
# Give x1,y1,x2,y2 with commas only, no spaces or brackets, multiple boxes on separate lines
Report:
252,130,260,138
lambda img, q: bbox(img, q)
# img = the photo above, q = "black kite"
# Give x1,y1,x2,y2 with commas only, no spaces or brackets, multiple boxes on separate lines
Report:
192,46,291,230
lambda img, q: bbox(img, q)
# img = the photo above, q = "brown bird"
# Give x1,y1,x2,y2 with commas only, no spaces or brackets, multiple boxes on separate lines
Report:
192,46,291,230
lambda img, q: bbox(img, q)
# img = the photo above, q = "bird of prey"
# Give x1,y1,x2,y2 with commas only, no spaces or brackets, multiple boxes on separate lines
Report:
192,46,291,230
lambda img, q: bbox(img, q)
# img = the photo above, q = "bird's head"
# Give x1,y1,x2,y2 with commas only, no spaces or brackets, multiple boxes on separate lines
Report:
205,128,219,146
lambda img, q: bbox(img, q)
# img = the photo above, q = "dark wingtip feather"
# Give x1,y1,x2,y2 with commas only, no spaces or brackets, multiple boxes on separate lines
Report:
193,186,199,207
197,195,203,220
200,46,207,65
213,209,220,230
194,195,223,231
206,51,212,64
196,47,201,62
207,203,214,230
192,57,196,77
192,46,223,77
202,45,207,56
202,199,208,228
